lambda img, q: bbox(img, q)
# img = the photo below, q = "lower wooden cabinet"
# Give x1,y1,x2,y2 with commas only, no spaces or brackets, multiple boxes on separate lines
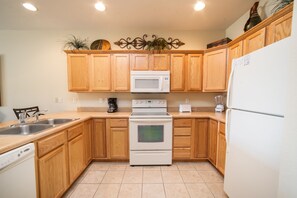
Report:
208,119,218,165
83,120,92,165
173,119,193,159
68,134,84,183
192,119,208,159
92,119,107,159
217,122,226,174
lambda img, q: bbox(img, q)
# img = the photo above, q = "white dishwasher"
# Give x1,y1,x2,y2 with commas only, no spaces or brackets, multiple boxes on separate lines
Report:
0,143,37,198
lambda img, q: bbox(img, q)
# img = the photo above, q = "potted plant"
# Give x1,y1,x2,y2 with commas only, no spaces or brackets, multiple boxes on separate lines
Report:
64,35,89,50
145,36,170,52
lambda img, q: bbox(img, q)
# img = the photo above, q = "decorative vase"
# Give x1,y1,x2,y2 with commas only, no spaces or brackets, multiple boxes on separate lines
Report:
244,2,262,32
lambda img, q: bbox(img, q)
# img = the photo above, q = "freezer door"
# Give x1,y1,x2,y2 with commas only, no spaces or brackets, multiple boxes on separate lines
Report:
227,38,290,116
224,109,283,198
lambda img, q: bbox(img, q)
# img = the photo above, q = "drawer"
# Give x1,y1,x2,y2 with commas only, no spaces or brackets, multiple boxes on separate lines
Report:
174,136,191,147
174,128,191,136
38,131,67,157
109,119,128,128
219,122,225,135
174,119,192,127
68,123,84,140
173,148,191,159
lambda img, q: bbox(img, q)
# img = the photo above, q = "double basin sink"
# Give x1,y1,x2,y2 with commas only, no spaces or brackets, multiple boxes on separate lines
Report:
0,118,79,135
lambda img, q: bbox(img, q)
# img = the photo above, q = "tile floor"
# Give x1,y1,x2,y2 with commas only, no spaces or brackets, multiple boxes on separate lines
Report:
63,161,228,198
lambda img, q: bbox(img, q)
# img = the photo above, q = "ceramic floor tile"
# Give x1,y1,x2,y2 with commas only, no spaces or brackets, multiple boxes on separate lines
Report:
93,184,121,198
101,170,124,183
162,170,183,183
161,164,178,171
206,183,228,198
80,171,106,183
90,162,111,171
122,170,143,183
164,183,190,198
186,183,214,198
108,164,128,170
177,163,196,171
143,170,163,183
126,165,143,171
180,170,204,183
69,184,99,198
143,166,161,170
198,171,224,182
118,184,142,198
193,162,217,171
142,184,166,198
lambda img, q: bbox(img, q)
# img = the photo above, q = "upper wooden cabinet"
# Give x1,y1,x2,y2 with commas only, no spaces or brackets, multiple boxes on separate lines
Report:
67,54,89,91
130,54,149,70
170,54,185,91
90,54,111,91
187,54,203,91
266,11,293,45
227,41,243,84
243,28,266,55
203,49,227,92
112,54,130,91
149,54,170,70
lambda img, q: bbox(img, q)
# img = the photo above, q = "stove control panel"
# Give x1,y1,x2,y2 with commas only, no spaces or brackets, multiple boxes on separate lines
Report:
132,99,167,108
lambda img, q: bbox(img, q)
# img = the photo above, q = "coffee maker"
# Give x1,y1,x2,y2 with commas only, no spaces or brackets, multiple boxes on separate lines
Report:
107,98,118,113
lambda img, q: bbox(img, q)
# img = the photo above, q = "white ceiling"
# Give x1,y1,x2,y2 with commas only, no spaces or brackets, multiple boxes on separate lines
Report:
0,0,256,31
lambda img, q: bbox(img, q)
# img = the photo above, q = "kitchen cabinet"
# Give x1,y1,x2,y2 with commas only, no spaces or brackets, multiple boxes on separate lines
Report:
37,131,68,198
208,119,218,165
84,119,92,165
106,119,129,159
227,41,243,84
67,54,89,91
192,119,208,159
243,28,266,55
68,124,85,183
112,54,130,91
187,54,203,91
149,54,170,70
92,119,107,159
203,49,227,92
170,54,185,91
217,122,226,175
173,119,194,159
266,11,292,45
130,54,149,70
90,54,111,91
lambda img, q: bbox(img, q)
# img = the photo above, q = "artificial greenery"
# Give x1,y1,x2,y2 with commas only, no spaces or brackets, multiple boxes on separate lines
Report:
271,0,294,14
145,36,170,51
64,35,89,50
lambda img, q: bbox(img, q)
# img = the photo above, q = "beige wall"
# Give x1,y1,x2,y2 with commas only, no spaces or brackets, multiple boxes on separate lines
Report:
0,29,224,122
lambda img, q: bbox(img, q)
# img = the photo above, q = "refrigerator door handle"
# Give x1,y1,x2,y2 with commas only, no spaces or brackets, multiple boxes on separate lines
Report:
226,60,235,108
225,109,231,152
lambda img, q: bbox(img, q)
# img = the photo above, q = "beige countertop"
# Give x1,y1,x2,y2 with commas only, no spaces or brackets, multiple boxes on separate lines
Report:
0,111,225,154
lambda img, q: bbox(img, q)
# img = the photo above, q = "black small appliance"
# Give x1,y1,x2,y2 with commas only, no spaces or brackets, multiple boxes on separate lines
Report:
107,98,118,113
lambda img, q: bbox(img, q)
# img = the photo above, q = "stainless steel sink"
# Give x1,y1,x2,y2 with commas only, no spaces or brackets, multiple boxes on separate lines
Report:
34,118,79,125
0,124,55,135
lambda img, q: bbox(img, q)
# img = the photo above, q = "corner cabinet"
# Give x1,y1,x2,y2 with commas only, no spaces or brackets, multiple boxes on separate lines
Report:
203,49,227,92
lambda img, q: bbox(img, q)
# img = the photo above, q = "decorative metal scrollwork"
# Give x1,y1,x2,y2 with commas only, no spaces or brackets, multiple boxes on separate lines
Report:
114,34,185,50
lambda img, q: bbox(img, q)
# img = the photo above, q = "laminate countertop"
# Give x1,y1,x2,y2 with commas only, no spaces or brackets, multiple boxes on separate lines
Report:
0,111,225,154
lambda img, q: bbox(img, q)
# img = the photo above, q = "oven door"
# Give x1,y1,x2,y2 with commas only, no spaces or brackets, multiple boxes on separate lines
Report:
129,118,172,150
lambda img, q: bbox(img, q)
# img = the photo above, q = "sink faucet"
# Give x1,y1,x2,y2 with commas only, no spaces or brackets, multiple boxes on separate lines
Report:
18,112,27,124
33,109,48,122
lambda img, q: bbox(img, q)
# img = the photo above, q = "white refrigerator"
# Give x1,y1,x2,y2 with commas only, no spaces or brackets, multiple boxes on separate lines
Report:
224,38,290,198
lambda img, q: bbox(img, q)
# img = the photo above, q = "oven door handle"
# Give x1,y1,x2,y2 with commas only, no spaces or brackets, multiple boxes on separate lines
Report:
129,119,172,122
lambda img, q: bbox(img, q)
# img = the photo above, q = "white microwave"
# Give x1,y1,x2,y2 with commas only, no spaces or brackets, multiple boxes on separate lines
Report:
130,71,170,93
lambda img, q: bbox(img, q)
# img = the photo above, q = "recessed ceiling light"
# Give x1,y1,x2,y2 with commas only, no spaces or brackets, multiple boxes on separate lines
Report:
22,2,38,11
194,1,205,11
95,2,106,11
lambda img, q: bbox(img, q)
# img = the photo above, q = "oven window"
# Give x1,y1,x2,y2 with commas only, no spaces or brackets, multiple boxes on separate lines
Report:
135,79,159,89
138,125,164,142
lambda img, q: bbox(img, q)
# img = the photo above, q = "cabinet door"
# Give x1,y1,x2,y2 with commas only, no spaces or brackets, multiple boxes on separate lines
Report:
90,54,111,91
208,119,218,165
170,54,185,91
92,119,107,159
243,28,266,55
38,145,68,198
68,134,85,183
112,54,130,91
203,49,227,92
67,54,89,91
109,127,129,159
217,123,226,175
266,11,292,45
84,120,92,165
130,54,149,70
187,54,203,91
192,119,208,159
149,54,170,70
227,41,243,85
